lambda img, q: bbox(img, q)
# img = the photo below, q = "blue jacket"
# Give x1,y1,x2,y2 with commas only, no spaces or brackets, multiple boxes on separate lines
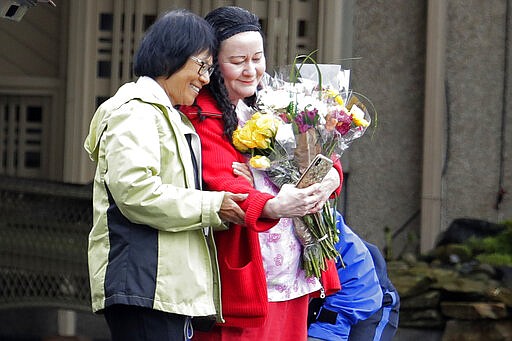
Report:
308,213,384,340
363,241,400,310
348,241,400,341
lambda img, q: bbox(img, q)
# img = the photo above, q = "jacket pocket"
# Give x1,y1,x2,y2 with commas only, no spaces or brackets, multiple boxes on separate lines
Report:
220,256,267,317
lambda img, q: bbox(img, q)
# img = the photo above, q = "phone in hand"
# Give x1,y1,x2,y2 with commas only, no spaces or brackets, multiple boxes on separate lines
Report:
295,154,333,189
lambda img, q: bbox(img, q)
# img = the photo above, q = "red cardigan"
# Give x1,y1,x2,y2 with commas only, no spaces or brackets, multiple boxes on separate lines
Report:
181,89,342,328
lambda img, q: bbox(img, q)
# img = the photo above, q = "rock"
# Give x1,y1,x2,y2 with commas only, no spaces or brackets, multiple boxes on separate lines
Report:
442,319,512,341
430,258,442,268
468,272,492,282
388,272,433,298
437,219,506,246
402,252,417,266
496,265,512,288
431,244,473,264
399,308,445,329
401,290,441,309
431,272,491,297
386,260,410,272
389,219,512,340
440,301,508,320
458,260,479,275
474,263,498,278
486,287,512,308
426,267,461,282
395,328,444,341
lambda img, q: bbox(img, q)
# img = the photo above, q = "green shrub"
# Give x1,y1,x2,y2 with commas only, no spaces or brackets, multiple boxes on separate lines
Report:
465,223,512,267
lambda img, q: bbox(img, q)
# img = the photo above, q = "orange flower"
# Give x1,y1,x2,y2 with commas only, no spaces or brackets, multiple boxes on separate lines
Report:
324,114,338,131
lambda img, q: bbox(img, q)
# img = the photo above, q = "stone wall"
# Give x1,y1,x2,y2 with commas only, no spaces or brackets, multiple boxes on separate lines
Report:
389,256,511,341
389,219,512,340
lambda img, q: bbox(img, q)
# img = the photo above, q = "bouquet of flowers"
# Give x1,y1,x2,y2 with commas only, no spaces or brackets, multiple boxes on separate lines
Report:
232,54,374,278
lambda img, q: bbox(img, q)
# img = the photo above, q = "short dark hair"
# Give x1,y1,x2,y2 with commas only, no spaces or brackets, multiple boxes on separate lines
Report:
133,9,216,78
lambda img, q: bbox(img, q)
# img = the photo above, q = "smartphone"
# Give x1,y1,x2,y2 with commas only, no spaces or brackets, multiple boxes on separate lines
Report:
295,154,333,189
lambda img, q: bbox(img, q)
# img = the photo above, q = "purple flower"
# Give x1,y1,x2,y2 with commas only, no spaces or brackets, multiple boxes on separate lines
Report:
305,108,317,123
294,110,315,133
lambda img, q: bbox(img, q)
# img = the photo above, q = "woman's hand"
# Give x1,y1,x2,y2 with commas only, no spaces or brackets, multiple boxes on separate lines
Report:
262,183,324,219
219,192,248,225
232,162,254,186
311,167,341,212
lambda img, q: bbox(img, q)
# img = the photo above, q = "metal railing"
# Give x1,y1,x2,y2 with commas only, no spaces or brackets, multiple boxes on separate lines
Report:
0,176,92,312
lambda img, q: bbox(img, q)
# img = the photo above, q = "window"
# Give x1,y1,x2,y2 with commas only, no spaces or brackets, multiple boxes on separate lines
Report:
0,95,50,178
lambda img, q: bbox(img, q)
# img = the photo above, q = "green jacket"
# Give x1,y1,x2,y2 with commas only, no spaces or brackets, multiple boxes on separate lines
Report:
84,76,225,320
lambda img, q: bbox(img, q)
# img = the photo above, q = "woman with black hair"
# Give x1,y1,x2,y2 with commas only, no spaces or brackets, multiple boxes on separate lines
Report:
84,9,248,341
180,6,343,341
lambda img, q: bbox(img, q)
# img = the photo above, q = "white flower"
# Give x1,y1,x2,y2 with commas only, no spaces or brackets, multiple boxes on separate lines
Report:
258,89,292,111
296,94,329,118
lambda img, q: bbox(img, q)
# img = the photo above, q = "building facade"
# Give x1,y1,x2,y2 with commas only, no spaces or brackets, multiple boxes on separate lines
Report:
0,0,511,256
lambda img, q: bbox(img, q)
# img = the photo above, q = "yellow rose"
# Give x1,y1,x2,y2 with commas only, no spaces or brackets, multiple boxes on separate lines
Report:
244,118,258,135
232,112,280,154
254,113,279,137
232,128,249,152
249,155,271,169
253,132,271,149
237,125,258,149
350,105,370,128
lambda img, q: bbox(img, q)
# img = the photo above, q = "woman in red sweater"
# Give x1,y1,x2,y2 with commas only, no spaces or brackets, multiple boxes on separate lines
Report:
180,6,343,341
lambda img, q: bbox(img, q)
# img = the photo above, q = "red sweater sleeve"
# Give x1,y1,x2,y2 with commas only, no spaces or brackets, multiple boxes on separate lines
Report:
331,159,343,198
191,115,278,232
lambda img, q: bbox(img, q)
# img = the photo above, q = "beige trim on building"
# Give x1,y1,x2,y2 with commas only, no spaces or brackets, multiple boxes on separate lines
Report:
421,0,447,252
63,1,98,183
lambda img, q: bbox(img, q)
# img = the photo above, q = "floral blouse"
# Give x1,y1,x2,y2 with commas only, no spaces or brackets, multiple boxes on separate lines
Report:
252,164,321,302
237,102,321,301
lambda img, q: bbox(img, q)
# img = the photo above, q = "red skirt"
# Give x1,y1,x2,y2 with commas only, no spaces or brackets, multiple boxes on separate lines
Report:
193,294,309,341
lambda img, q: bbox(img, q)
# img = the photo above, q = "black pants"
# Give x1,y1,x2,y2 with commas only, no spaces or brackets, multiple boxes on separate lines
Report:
104,304,191,341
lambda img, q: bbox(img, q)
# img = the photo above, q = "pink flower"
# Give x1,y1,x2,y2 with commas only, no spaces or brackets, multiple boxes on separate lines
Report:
275,284,286,292
274,254,283,266
330,107,352,135
306,276,317,285
267,233,281,243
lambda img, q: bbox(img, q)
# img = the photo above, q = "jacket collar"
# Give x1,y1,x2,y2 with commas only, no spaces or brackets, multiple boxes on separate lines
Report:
136,76,174,109
84,77,180,162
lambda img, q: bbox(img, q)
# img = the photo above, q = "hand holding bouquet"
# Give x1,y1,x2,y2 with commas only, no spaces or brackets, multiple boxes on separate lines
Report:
233,54,374,278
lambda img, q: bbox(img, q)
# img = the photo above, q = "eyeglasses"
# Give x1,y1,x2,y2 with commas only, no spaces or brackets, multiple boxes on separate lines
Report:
190,56,215,77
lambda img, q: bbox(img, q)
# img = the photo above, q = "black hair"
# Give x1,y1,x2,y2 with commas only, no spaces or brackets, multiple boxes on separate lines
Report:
205,6,262,43
203,6,264,141
133,9,216,79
